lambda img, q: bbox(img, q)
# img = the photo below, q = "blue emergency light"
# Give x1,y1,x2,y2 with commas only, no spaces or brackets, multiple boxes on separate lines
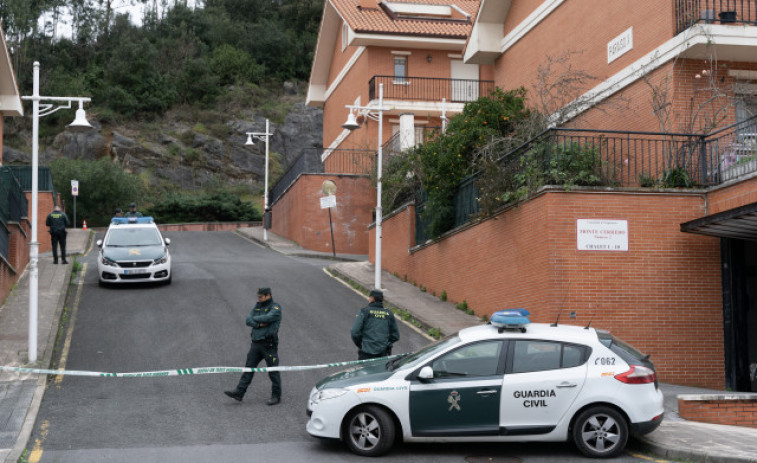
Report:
491,309,531,332
110,217,154,225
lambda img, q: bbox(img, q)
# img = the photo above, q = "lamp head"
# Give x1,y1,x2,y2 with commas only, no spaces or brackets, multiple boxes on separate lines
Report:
245,134,255,146
66,107,94,132
342,111,360,131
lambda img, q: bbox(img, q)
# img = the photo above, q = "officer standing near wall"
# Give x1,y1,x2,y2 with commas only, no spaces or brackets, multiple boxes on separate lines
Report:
45,205,70,264
351,289,400,360
225,287,282,405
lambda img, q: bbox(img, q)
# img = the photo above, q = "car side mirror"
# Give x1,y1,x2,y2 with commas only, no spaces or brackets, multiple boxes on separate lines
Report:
96,239,102,248
165,238,171,246
418,366,434,381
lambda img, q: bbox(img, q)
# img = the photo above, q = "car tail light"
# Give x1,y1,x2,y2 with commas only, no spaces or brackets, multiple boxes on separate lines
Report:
614,365,656,384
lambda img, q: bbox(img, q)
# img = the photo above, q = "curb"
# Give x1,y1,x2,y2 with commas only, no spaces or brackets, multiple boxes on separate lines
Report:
632,434,757,463
233,230,364,262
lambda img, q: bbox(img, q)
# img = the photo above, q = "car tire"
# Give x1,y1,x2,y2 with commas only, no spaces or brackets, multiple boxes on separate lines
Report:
342,405,395,457
572,406,628,458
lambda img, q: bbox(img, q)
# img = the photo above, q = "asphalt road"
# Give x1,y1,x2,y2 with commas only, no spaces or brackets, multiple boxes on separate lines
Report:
26,231,668,463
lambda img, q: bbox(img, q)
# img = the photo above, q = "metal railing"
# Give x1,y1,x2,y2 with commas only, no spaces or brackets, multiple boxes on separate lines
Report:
269,149,324,206
415,114,757,243
0,168,30,259
369,76,495,103
382,126,444,157
676,0,757,34
323,148,376,175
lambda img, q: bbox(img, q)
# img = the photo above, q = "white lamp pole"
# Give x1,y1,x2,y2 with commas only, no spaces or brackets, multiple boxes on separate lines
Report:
21,61,92,363
342,83,389,289
246,119,273,241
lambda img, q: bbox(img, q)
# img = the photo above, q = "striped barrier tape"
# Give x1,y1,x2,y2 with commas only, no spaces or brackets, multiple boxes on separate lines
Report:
0,355,399,378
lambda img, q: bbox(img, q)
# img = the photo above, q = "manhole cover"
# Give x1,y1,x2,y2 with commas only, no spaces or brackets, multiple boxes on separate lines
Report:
465,457,522,463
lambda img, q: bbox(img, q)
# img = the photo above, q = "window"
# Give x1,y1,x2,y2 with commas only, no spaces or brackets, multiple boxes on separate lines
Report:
430,340,503,378
394,56,407,83
341,23,348,51
511,340,589,374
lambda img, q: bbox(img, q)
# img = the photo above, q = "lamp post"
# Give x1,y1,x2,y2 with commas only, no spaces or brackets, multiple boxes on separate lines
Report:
21,61,93,363
342,83,389,290
246,119,273,241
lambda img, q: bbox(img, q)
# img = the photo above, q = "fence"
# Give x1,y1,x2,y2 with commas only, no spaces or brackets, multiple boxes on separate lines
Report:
676,0,757,34
0,168,30,259
415,114,757,243
369,76,495,103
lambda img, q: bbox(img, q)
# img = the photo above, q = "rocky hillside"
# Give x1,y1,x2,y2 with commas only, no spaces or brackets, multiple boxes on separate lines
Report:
2,101,323,194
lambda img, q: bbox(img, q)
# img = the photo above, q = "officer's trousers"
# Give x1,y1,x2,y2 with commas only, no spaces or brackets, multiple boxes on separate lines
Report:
235,340,281,398
51,231,67,263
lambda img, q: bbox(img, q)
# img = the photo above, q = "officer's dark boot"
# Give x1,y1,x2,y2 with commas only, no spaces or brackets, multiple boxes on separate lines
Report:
266,396,281,406
224,390,244,402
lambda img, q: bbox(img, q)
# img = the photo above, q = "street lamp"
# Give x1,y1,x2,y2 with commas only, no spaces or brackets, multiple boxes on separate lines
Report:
21,61,93,363
246,119,273,241
342,83,389,290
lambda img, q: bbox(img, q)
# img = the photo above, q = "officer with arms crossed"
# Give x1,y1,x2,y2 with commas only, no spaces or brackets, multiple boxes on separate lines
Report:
351,289,400,360
46,205,70,264
225,287,282,405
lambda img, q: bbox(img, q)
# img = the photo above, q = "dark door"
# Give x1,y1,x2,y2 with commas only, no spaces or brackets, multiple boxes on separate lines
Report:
721,238,757,392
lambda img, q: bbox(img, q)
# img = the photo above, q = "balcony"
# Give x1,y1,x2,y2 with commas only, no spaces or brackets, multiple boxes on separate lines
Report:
676,0,757,34
369,76,495,104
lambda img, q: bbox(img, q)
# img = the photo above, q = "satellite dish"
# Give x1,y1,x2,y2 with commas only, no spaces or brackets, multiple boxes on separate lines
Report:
322,180,337,196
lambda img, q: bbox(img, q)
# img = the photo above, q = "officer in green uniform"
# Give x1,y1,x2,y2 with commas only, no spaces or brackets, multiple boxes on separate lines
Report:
125,202,142,218
45,205,70,264
351,289,400,360
225,287,282,405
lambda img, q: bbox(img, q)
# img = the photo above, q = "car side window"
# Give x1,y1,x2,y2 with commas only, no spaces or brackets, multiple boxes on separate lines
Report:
430,340,503,378
511,340,589,373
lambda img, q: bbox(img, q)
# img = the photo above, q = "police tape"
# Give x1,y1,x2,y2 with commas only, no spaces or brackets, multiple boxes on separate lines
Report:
0,356,399,378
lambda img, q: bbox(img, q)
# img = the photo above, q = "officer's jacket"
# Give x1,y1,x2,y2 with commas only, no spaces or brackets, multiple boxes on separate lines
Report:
46,211,70,233
351,301,400,355
246,298,281,341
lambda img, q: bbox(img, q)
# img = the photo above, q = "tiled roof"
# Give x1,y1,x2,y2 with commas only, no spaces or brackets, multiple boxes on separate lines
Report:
331,0,480,39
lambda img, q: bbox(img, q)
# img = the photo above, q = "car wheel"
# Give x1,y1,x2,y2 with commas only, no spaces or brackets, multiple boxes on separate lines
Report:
572,406,628,458
343,405,395,457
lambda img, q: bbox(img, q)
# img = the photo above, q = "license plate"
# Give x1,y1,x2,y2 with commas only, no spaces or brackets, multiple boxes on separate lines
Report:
123,269,148,275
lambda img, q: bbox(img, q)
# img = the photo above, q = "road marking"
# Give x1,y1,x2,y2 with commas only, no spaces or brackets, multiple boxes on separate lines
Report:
626,450,673,462
323,268,434,340
55,263,87,386
27,419,49,463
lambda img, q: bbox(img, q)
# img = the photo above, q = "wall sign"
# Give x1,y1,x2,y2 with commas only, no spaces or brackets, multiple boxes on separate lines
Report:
607,27,633,64
577,219,628,251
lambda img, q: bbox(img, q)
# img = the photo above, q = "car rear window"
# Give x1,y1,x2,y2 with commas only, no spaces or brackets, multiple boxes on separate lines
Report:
597,331,648,365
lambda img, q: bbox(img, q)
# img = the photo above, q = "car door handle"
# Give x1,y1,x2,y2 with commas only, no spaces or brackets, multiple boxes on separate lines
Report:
556,382,577,388
477,389,498,396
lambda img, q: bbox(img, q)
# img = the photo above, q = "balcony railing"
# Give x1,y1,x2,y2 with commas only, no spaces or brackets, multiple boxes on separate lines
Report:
369,76,495,103
415,114,757,243
676,0,757,34
382,126,443,156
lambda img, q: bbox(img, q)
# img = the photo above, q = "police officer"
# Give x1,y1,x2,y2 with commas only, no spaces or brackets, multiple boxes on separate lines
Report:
351,289,400,360
45,205,70,264
125,202,142,218
225,287,282,405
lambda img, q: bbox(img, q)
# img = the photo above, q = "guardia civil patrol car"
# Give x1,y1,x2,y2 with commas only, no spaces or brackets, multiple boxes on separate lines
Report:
306,310,663,458
96,217,172,285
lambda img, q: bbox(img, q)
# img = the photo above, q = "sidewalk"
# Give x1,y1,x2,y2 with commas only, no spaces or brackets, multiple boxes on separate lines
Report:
0,228,91,463
244,227,757,463
1,227,754,463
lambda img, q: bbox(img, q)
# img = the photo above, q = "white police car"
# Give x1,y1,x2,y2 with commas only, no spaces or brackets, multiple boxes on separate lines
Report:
306,310,663,458
96,217,172,285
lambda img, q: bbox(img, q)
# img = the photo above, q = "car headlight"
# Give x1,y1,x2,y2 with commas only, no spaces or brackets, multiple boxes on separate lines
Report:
310,388,349,404
153,255,168,265
100,256,117,267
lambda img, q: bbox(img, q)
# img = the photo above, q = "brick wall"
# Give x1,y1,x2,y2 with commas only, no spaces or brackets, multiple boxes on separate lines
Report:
272,174,374,254
678,395,757,428
374,188,727,388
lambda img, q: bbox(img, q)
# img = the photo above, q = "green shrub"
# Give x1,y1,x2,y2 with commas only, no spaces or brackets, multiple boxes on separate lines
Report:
145,191,262,223
440,290,447,301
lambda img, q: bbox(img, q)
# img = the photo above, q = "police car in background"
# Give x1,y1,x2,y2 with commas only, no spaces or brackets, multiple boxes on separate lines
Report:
306,310,663,458
96,217,172,285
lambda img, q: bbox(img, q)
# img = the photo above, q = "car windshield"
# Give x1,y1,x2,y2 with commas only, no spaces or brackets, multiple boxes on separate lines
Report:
106,228,163,246
390,335,461,370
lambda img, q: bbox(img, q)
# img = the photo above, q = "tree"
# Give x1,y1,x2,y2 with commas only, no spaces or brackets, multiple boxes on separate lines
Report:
50,158,144,227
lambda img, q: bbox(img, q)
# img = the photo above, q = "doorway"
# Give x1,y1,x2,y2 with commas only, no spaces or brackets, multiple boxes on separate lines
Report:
721,238,757,391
